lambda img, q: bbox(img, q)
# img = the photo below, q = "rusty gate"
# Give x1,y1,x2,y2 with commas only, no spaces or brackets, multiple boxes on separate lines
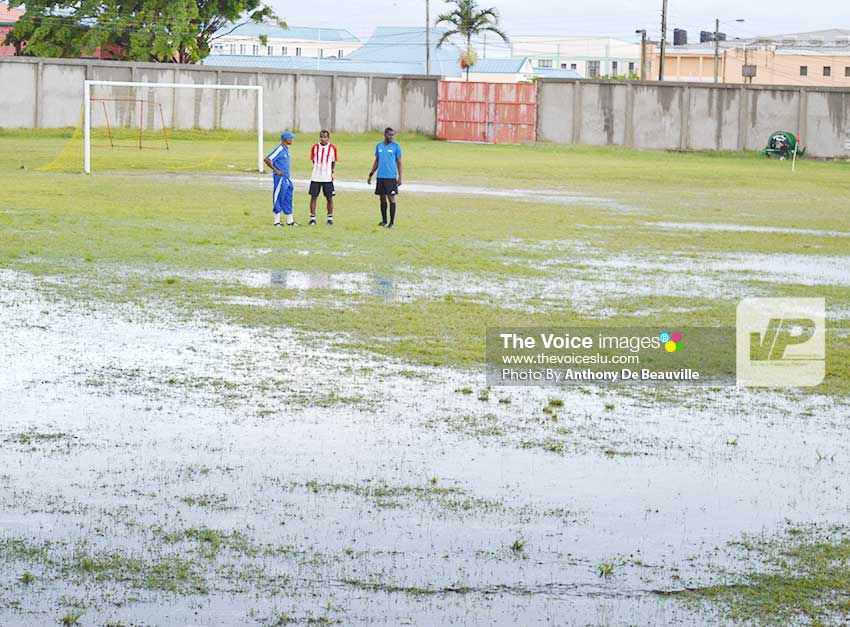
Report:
436,81,538,144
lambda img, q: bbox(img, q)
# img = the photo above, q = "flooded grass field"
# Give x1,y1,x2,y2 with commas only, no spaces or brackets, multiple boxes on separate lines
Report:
2,130,850,626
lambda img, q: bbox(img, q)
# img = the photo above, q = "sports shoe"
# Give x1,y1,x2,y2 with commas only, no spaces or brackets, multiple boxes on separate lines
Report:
287,221,300,227
386,223,394,229
377,221,387,227
274,223,282,227
327,218,334,225
309,217,317,226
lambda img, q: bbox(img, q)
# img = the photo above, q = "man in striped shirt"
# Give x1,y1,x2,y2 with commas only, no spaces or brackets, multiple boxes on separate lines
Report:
308,130,338,226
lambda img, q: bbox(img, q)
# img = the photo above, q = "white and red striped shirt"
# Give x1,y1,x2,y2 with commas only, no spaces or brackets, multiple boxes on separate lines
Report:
310,143,337,183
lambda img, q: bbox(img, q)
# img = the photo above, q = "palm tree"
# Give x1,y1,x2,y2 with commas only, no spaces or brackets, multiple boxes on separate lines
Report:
435,0,509,81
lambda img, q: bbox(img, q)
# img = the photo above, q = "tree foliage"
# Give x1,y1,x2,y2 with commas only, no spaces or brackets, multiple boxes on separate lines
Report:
435,0,508,80
4,0,281,63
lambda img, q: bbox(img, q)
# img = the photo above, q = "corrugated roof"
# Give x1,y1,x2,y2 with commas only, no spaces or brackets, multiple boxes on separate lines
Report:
468,58,527,73
203,27,551,77
345,26,460,75
754,28,850,42
202,53,464,77
215,23,360,43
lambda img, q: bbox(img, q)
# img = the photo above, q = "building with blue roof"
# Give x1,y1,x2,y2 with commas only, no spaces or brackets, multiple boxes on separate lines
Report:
203,25,580,82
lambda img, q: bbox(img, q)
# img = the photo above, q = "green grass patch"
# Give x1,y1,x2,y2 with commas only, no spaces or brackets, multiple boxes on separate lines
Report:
671,527,850,625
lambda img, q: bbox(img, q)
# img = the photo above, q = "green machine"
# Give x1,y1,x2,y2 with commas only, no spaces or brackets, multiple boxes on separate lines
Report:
764,131,805,160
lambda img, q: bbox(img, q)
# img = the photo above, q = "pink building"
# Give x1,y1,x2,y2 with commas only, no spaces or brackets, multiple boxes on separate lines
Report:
0,3,24,56
650,29,850,87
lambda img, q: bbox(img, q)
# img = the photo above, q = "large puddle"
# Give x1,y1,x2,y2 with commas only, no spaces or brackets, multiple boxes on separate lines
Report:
2,271,849,625
650,221,850,238
97,241,850,318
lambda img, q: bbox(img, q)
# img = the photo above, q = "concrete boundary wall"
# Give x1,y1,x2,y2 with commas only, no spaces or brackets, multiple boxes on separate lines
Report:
2,57,849,157
538,79,850,157
0,56,439,134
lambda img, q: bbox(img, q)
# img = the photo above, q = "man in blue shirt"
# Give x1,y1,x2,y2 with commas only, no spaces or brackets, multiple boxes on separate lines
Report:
367,128,403,228
264,131,298,226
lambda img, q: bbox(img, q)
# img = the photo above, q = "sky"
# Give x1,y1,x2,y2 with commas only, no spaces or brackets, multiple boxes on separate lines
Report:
268,0,850,54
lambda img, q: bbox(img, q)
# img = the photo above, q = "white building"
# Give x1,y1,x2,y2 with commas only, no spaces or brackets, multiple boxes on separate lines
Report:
210,24,361,59
511,36,642,78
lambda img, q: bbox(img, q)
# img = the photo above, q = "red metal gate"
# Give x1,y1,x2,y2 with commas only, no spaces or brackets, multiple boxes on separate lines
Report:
437,81,538,144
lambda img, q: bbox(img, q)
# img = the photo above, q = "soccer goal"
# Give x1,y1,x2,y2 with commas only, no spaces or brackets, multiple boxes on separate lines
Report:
83,79,264,174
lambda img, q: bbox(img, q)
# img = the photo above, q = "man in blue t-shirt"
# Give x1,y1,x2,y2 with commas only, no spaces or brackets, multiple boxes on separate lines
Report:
264,131,298,226
367,127,403,228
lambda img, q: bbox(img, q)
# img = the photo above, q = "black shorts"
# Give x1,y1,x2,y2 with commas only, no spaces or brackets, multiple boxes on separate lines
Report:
309,181,335,198
374,177,398,196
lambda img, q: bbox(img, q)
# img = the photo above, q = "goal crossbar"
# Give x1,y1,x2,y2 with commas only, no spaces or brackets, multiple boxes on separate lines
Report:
83,79,264,174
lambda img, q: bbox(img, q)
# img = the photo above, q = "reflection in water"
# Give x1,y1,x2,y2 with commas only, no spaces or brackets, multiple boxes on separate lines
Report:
270,270,332,290
269,270,396,301
371,275,396,301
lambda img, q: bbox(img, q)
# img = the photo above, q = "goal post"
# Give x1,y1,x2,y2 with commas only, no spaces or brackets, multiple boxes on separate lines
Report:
83,79,264,174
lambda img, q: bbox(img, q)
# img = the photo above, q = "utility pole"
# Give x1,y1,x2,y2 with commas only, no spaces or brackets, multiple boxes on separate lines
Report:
425,0,431,75
658,0,668,80
713,18,720,83
635,29,647,80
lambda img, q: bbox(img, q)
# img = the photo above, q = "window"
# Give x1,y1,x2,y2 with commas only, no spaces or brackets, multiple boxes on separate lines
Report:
824,66,831,77
538,59,552,68
800,66,807,76
281,46,288,55
570,63,577,70
239,44,246,55
252,45,259,55
296,47,301,56
846,66,850,77
612,61,619,75
587,60,600,77
267,46,274,55
628,61,635,72
319,48,324,57
338,49,344,58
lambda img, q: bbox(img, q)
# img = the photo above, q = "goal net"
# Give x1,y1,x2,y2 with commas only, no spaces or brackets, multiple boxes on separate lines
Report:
89,95,170,151
77,79,264,174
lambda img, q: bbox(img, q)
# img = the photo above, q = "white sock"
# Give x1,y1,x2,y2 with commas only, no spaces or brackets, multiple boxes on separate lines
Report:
287,215,294,224
274,215,281,225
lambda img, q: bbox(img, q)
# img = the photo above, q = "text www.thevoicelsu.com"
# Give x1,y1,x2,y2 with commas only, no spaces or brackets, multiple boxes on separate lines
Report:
500,353,641,365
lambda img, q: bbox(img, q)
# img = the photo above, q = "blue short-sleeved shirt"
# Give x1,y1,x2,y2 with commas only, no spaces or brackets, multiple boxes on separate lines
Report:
267,143,291,177
375,141,402,178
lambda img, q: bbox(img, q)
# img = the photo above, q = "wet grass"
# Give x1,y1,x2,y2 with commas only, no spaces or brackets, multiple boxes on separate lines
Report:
2,130,849,624
178,493,234,511
598,561,616,578
671,526,850,626
1,130,849,393
281,479,506,514
341,578,474,596
0,536,207,594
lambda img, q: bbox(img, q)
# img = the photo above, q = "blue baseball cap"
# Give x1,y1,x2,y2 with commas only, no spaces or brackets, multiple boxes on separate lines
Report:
280,131,296,140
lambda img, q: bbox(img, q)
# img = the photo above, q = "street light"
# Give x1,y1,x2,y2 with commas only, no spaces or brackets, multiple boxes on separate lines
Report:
714,18,745,83
659,0,668,80
635,29,647,80
426,0,431,75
